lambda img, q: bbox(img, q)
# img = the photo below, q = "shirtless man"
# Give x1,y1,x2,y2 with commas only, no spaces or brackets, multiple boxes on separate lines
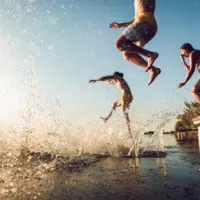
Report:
89,72,133,137
178,43,200,103
110,0,161,85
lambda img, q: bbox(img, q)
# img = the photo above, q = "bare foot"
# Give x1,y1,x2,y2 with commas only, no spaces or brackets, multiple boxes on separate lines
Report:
145,52,159,72
148,67,161,86
100,117,108,122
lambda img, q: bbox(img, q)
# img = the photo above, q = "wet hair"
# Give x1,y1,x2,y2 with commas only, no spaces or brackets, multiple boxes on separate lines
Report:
113,71,124,77
180,43,194,52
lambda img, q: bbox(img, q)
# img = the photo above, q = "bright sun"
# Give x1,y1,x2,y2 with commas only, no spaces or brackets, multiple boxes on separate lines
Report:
0,40,25,122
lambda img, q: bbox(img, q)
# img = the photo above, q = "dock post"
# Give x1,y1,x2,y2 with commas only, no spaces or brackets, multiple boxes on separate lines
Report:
192,117,200,153
198,127,200,153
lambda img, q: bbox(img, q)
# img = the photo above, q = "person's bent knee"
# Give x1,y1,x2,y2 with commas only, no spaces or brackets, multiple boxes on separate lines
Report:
114,36,129,51
123,51,132,61
114,40,123,51
112,102,118,109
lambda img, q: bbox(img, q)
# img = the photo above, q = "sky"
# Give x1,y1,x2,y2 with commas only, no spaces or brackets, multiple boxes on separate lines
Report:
0,0,200,130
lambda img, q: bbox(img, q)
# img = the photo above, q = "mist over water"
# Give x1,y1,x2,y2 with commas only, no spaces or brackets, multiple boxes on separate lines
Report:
0,78,177,158
0,62,178,159
0,0,179,158
0,45,178,158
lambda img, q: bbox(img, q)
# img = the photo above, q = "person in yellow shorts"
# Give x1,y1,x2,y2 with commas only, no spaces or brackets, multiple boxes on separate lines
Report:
89,72,133,137
110,0,161,85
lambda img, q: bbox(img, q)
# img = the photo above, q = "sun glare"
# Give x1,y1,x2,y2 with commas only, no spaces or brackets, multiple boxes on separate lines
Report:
0,39,26,122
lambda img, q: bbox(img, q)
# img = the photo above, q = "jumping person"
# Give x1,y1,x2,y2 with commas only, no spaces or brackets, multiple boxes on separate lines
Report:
109,0,161,85
89,72,133,137
178,43,200,103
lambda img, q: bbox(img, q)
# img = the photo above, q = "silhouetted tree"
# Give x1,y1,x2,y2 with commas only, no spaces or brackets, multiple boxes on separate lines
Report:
175,101,200,131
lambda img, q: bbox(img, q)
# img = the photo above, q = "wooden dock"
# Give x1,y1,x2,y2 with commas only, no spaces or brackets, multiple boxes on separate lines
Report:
175,129,198,142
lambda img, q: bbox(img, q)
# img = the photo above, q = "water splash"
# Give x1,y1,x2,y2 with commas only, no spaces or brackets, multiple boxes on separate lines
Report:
0,0,180,159
127,110,177,157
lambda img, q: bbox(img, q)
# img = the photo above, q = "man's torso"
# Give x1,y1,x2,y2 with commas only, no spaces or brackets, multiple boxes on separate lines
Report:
113,78,132,97
134,0,155,17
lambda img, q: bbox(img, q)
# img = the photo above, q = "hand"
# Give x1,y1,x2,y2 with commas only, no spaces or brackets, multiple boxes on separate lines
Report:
89,80,96,83
109,22,121,29
177,82,185,88
180,54,185,61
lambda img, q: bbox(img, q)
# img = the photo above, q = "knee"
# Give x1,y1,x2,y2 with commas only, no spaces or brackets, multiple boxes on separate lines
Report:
114,38,127,51
113,101,120,109
114,39,122,51
112,102,117,109
123,51,131,61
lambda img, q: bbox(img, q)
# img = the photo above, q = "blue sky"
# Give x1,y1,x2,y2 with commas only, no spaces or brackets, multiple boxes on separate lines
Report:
0,0,200,129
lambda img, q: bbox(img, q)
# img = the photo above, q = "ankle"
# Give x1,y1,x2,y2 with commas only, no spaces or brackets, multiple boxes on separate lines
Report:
147,52,152,58
147,52,158,57
149,66,156,72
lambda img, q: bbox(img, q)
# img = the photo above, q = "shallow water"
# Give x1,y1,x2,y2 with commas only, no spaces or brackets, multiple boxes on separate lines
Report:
1,134,200,200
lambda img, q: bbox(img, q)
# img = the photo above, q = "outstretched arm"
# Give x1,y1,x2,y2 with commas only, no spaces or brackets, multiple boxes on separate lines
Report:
177,53,196,88
180,54,190,71
109,19,134,29
89,75,114,84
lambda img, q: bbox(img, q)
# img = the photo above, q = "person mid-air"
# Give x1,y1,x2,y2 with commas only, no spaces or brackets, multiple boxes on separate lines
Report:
89,72,133,137
110,0,161,85
178,43,200,104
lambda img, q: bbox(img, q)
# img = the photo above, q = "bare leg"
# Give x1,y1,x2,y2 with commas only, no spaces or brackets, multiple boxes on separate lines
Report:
123,51,161,85
122,106,132,138
126,44,158,72
191,79,200,103
115,35,158,71
124,111,132,138
100,100,121,122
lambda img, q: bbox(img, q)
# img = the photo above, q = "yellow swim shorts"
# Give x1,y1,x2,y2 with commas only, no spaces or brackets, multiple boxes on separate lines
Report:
121,93,133,108
136,12,157,26
123,12,157,47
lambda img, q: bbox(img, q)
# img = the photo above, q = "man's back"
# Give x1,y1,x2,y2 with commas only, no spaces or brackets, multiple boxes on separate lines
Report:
113,76,132,96
193,50,200,65
134,0,155,16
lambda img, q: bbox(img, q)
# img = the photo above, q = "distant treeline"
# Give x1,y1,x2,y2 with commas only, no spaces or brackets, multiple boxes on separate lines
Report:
175,101,200,131
144,131,175,135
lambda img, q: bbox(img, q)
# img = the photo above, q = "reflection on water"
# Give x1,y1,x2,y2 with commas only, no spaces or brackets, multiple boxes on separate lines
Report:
56,134,200,200
2,134,200,200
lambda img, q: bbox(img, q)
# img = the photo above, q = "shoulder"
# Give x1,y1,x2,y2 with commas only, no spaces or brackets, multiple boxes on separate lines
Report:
118,77,126,85
189,50,199,60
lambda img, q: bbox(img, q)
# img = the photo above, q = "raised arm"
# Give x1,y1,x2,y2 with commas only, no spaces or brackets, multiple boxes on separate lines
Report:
178,53,196,88
109,19,135,29
180,54,190,71
89,75,114,84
